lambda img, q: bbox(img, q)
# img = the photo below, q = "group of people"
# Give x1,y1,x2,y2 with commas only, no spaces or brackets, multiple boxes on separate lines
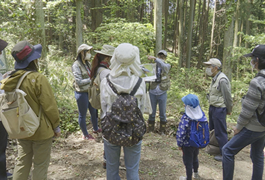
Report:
0,38,265,180
176,47,265,180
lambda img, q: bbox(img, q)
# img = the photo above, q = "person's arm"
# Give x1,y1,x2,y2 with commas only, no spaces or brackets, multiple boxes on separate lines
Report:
236,78,262,132
219,78,233,114
72,63,91,86
155,58,171,74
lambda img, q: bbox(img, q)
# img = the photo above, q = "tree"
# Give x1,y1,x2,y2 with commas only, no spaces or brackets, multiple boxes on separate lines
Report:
186,0,195,68
76,0,83,52
154,0,162,55
178,0,184,67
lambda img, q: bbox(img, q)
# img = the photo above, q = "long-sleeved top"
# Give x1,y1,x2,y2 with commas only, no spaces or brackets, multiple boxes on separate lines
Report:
72,60,91,92
236,69,265,132
149,58,171,95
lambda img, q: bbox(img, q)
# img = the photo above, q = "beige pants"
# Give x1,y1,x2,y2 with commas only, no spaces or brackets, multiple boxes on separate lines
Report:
13,138,53,180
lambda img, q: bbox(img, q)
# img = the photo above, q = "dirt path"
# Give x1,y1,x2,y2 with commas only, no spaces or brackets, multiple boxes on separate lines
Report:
6,127,265,180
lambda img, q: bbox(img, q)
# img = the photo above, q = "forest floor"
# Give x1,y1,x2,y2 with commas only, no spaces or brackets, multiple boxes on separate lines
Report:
6,119,265,180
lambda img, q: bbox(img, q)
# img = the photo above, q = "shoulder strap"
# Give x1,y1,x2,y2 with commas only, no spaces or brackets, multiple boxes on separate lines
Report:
106,75,142,96
16,71,32,89
130,77,142,96
256,73,265,79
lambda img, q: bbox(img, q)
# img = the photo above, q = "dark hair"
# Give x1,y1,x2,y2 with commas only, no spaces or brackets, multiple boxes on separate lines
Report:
257,56,265,70
90,53,110,78
75,50,88,62
157,54,166,60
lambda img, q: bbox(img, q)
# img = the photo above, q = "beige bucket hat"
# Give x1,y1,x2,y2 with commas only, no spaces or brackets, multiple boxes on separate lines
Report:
77,44,92,55
94,45,115,57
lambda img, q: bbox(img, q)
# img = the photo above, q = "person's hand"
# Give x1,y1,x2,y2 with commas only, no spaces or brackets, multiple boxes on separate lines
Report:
147,55,156,61
227,112,231,115
233,126,240,135
54,127,61,137
178,147,182,150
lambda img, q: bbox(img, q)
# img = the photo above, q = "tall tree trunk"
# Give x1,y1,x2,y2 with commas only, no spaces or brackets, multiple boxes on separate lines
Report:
210,1,216,57
233,0,240,55
35,0,47,73
223,10,234,81
173,0,179,55
155,0,162,55
186,0,195,68
76,0,83,52
245,0,251,48
178,0,184,67
91,0,103,31
194,0,201,46
163,0,169,50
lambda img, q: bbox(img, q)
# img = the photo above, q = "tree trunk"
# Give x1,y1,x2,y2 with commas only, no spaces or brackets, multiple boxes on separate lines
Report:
233,0,240,55
91,0,103,31
173,0,179,55
210,1,216,57
163,0,169,50
76,0,83,53
194,0,201,46
178,0,184,67
155,0,162,55
245,0,251,48
186,0,195,68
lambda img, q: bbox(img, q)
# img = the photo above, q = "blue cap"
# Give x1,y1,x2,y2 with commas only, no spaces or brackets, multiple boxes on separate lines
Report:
181,94,200,108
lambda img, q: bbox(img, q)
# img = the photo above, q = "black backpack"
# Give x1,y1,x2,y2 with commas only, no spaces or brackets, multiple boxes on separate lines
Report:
255,73,265,126
101,75,146,147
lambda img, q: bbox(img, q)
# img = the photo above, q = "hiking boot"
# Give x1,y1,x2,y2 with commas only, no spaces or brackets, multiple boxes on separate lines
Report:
160,121,167,134
148,120,155,132
7,172,13,179
93,128,102,133
214,155,223,162
83,134,95,140
193,172,199,179
179,176,187,180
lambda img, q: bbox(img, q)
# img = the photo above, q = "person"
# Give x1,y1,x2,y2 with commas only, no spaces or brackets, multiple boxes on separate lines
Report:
0,39,13,180
72,44,101,140
147,50,171,134
177,94,206,180
222,45,265,180
203,58,232,161
90,44,115,169
100,43,146,180
0,40,61,180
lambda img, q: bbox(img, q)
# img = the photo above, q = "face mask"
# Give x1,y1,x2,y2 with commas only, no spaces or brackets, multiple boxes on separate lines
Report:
85,53,91,60
205,67,213,76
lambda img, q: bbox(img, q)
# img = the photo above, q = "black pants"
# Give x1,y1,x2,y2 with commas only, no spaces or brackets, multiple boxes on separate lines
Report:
0,122,7,180
182,146,199,180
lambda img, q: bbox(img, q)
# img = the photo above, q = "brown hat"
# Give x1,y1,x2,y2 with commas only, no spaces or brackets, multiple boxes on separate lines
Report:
0,39,8,52
12,41,42,69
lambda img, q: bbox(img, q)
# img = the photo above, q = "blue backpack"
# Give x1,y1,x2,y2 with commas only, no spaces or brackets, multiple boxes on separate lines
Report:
177,112,209,148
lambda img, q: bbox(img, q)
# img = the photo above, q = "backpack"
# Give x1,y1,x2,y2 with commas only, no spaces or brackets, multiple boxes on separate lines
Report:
189,115,209,148
88,68,105,109
177,113,209,148
101,75,146,147
255,73,265,126
0,71,41,139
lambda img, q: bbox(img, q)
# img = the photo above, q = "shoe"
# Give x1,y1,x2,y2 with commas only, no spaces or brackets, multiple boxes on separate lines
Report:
103,162,106,169
93,128,102,133
7,172,13,179
214,155,223,162
83,134,95,140
193,172,199,179
179,176,187,180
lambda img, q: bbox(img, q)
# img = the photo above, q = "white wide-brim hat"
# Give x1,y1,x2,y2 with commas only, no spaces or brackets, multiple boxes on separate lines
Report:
94,45,115,57
109,43,142,78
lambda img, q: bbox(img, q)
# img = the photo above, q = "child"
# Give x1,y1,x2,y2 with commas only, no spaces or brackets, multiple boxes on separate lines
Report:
177,94,207,180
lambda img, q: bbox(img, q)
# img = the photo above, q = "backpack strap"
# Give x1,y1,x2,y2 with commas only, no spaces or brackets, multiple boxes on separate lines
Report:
106,74,142,96
130,77,142,96
16,71,32,89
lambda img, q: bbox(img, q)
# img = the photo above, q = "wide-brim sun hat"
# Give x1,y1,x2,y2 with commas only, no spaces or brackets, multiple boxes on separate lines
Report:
77,44,93,55
12,41,42,70
109,43,142,78
203,58,222,68
0,39,8,52
94,45,115,57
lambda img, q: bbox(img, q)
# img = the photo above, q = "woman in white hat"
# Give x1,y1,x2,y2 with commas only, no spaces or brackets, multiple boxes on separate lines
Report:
100,43,146,180
72,44,101,140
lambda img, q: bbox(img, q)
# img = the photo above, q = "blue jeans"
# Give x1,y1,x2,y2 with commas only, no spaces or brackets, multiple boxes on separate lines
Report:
75,91,98,136
148,92,167,122
209,106,228,153
0,122,7,180
104,139,142,180
182,146,199,180
222,127,265,180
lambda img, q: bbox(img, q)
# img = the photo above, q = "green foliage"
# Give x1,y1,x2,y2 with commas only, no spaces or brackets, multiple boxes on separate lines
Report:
86,18,155,58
